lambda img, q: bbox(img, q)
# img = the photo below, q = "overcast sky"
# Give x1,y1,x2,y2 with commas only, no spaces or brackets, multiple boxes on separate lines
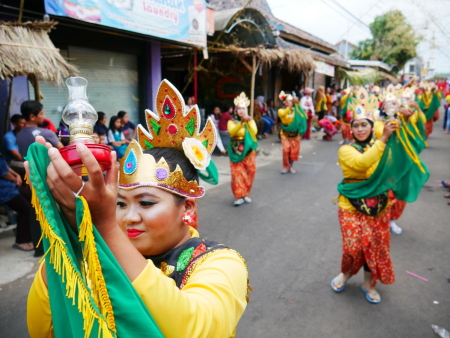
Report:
266,0,450,74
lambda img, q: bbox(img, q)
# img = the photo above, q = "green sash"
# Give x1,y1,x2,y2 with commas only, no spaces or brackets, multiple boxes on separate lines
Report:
337,131,429,203
198,160,219,185
228,124,258,163
26,143,164,338
280,104,307,136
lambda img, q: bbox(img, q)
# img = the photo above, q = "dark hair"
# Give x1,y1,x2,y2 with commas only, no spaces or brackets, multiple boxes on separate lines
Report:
98,132,105,137
117,110,127,118
20,100,43,121
109,116,122,132
10,114,24,124
96,112,106,125
143,147,198,203
267,99,274,105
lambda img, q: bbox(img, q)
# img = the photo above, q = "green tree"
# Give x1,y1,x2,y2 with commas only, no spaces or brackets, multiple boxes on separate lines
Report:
350,10,421,74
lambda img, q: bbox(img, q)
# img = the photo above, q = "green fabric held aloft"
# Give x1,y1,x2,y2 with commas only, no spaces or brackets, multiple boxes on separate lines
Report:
425,93,441,121
198,159,219,185
228,124,258,163
26,143,164,338
417,93,441,121
337,132,429,203
280,104,307,135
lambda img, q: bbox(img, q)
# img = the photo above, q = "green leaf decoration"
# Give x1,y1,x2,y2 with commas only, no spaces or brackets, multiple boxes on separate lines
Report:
150,120,161,135
202,139,208,149
144,140,154,149
185,118,195,136
176,247,195,271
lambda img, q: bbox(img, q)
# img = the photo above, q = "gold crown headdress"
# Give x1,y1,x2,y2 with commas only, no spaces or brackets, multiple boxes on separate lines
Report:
347,87,379,121
234,92,250,108
279,90,293,102
118,80,217,198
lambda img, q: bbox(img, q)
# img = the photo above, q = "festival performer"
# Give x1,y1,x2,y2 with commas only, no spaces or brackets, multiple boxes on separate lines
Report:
300,87,315,139
385,86,427,235
417,82,441,139
339,87,354,144
277,91,307,174
227,92,258,207
315,86,327,121
331,88,399,304
27,80,250,338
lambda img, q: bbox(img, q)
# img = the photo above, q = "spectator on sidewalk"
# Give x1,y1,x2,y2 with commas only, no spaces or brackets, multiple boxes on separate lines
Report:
118,110,137,141
16,101,63,158
3,114,25,163
39,119,58,134
94,111,108,135
0,154,35,253
218,105,233,148
107,116,129,159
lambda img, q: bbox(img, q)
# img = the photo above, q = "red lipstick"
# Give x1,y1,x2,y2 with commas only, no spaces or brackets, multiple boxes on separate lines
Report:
127,229,144,238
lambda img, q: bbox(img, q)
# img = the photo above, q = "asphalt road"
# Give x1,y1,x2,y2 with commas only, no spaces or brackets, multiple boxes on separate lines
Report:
1,120,449,338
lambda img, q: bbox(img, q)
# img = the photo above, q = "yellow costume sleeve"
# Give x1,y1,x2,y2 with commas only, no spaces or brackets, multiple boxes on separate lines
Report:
374,120,384,140
227,120,242,137
278,107,293,125
445,95,450,104
27,249,248,338
133,250,248,338
246,120,257,137
27,263,54,338
338,140,386,210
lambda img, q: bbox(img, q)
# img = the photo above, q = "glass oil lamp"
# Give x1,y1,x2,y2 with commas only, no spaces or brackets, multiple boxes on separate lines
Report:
59,77,111,176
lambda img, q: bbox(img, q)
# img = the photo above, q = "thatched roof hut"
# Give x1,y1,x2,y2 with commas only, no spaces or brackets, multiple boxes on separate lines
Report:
0,20,78,84
226,44,316,76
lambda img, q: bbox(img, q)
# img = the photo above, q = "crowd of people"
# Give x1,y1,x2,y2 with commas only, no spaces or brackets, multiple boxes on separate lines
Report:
1,101,138,257
0,77,447,337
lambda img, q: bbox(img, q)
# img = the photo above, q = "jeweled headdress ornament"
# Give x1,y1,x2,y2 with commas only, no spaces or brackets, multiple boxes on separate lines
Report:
279,90,293,102
234,92,250,108
347,87,379,122
119,80,217,198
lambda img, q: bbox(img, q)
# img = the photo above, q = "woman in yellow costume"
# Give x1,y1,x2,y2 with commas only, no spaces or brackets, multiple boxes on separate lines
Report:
27,80,250,338
315,86,327,121
227,92,258,207
331,88,399,304
278,91,306,174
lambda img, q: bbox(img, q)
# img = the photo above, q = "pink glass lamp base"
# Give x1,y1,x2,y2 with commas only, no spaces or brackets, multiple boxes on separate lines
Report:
59,143,112,176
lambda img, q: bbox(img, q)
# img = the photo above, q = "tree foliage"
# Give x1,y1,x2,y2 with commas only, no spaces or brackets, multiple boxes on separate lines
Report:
350,10,421,74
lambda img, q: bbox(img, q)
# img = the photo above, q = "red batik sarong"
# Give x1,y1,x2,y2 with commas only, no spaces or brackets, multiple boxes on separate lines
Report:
425,119,433,139
230,151,256,199
281,135,300,169
338,207,395,286
388,190,407,220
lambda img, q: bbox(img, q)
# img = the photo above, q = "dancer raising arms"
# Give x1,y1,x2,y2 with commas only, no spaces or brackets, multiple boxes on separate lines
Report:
278,91,307,174
331,88,399,304
27,80,250,338
227,92,258,206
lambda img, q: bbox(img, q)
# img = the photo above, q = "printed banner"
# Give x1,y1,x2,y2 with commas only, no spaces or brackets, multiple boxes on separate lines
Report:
314,60,335,77
44,0,207,47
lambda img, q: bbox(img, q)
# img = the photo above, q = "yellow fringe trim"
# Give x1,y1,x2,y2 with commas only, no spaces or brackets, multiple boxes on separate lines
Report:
395,129,426,174
78,197,116,333
27,176,115,338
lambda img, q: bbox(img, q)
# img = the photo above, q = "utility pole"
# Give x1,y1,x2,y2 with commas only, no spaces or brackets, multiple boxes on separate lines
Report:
427,30,436,79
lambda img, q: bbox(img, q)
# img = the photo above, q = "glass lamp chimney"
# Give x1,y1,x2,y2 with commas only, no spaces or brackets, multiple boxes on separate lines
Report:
62,77,97,143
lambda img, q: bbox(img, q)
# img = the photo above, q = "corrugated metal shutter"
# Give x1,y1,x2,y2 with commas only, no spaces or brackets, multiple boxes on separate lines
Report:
36,46,139,129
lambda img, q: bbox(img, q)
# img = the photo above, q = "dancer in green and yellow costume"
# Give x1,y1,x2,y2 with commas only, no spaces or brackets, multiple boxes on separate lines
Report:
26,80,250,338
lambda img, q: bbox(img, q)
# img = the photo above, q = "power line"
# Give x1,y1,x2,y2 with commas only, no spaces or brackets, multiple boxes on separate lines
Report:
319,0,370,33
337,0,379,42
328,0,370,29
